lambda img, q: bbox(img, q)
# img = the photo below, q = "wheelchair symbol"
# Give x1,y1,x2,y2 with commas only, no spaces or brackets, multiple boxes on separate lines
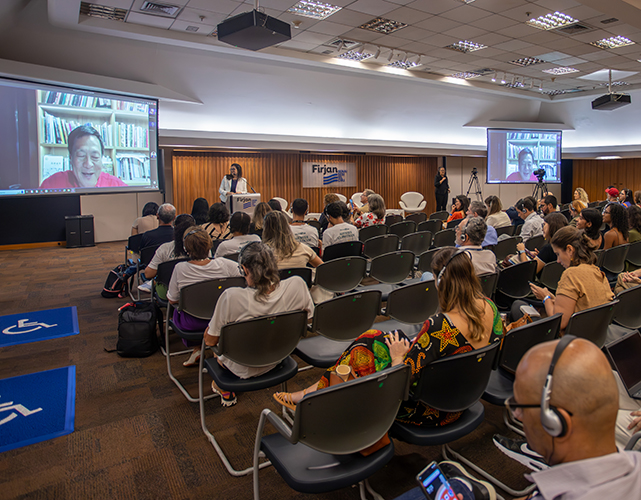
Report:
0,400,43,426
2,319,58,335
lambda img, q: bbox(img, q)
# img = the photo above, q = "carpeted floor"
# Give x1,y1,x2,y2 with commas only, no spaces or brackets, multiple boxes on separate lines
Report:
0,242,533,500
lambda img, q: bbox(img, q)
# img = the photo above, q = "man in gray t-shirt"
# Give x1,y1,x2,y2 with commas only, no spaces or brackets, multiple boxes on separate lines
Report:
322,201,358,249
290,198,320,249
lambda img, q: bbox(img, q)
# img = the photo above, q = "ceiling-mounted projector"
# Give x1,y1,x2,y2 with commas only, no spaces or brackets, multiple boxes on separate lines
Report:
217,10,291,51
591,93,631,110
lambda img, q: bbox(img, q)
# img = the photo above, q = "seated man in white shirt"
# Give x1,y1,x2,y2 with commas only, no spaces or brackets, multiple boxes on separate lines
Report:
289,198,320,250
502,337,641,499
321,201,358,249
214,211,260,258
516,197,544,242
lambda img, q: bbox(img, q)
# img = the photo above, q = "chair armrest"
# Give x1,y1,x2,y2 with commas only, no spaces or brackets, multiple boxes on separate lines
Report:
625,431,641,450
399,201,408,210
418,201,426,210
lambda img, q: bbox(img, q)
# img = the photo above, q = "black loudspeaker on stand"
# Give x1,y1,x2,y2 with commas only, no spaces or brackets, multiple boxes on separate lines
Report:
65,215,95,248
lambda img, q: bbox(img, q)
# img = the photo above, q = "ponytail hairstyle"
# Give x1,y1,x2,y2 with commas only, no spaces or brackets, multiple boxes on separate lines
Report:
239,241,280,302
550,226,596,266
484,195,502,216
430,247,486,342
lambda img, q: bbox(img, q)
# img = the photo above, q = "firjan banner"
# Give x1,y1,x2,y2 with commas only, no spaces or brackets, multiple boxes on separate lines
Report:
302,162,357,188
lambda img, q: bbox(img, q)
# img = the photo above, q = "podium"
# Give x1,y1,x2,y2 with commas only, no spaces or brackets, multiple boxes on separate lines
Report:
227,193,261,217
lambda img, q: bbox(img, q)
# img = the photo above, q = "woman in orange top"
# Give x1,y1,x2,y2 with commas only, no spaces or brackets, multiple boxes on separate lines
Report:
446,195,470,223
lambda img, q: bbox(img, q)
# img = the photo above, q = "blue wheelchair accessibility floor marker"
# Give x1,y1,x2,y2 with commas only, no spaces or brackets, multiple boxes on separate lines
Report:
0,307,79,348
0,366,76,453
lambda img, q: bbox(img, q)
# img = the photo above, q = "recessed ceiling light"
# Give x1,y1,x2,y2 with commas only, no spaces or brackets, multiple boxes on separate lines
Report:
388,60,421,69
287,0,342,20
541,88,584,95
185,25,199,32
337,49,374,61
359,17,407,34
596,156,622,160
509,57,546,67
542,67,579,75
446,40,487,53
600,18,619,25
590,36,635,49
599,81,629,87
526,11,578,30
450,72,482,79
504,81,525,88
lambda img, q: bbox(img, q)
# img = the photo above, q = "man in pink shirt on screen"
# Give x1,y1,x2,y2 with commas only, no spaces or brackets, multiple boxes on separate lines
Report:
506,148,538,182
40,125,127,189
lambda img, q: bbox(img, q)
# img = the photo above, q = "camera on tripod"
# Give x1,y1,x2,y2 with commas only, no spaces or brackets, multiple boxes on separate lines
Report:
533,168,546,180
471,167,478,175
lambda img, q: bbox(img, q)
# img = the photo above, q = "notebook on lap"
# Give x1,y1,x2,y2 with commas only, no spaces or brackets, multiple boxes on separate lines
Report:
605,330,641,400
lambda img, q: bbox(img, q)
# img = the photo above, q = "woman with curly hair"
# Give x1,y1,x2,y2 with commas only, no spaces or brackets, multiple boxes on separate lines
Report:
574,187,589,205
603,203,629,249
627,205,641,243
273,246,504,426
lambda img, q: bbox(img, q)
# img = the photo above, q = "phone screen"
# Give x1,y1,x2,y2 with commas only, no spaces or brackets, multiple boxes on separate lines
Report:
416,461,457,500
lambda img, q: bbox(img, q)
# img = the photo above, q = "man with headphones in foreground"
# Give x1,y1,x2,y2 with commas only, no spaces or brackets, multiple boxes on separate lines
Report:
510,336,641,499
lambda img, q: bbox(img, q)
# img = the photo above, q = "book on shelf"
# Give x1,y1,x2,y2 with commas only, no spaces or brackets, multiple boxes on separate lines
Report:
41,111,113,147
117,123,149,148
41,91,111,108
116,153,150,181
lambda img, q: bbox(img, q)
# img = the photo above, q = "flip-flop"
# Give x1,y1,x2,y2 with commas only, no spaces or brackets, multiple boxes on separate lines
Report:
211,382,237,407
273,392,297,411
182,349,201,367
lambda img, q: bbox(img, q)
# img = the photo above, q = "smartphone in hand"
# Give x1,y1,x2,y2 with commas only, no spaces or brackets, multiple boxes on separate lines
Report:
416,461,457,500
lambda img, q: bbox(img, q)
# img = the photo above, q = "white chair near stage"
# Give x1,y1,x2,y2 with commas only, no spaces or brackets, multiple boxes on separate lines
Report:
334,194,347,204
351,192,363,208
399,192,426,214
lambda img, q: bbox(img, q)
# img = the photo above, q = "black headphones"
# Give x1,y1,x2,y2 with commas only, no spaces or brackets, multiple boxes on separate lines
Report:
459,220,468,243
540,335,577,437
436,248,468,286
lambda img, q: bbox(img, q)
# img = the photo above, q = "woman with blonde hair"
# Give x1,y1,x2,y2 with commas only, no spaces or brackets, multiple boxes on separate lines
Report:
249,201,272,238
354,193,386,228
273,246,504,426
574,187,589,205
262,211,323,269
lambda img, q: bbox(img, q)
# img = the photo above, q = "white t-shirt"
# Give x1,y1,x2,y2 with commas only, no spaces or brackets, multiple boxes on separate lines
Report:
290,223,319,248
213,234,261,258
167,258,241,302
147,241,176,271
277,243,315,269
207,276,314,379
322,222,359,248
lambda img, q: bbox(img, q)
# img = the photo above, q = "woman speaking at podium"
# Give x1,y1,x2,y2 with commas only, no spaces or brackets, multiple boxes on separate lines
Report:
219,163,248,203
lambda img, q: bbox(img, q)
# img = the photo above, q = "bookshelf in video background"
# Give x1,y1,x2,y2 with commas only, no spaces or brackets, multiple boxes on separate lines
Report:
37,91,151,186
506,132,558,179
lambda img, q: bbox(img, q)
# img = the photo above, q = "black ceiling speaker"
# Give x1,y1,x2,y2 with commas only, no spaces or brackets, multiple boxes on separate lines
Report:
217,10,291,51
591,93,631,110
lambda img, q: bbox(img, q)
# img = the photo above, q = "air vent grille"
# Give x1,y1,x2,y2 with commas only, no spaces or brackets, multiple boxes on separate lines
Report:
139,1,182,17
554,23,594,35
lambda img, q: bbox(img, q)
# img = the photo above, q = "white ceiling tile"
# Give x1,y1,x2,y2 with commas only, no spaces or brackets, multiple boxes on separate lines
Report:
398,40,435,52
126,12,175,28
420,32,459,47
612,43,641,55
472,32,511,46
347,0,398,17
307,20,352,36
442,24,488,40
405,0,458,15
470,57,500,68
601,23,640,37
251,0,296,10
392,26,433,41
562,4,607,21
278,12,320,26
277,39,319,50
474,47,506,58
569,29,613,43
560,44,601,57
386,0,415,6
511,45,548,57
341,27,381,41
532,0,580,11
580,50,617,62
185,0,241,11
493,39,533,52
497,23,538,39
324,8,373,26
426,47,459,59
519,31,564,45
383,6,431,24
553,56,587,65
470,14,519,32
178,8,225,25
414,15,461,33
292,30,336,44
440,5,494,24
169,19,212,34
597,55,636,66
371,33,413,47
473,0,528,15
536,51,571,61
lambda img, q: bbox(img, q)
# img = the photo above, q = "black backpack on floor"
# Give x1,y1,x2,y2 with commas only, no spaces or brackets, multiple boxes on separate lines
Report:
115,302,158,357
102,264,131,299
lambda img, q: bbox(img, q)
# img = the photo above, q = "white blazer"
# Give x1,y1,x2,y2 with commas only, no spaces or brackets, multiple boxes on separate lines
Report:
219,176,248,203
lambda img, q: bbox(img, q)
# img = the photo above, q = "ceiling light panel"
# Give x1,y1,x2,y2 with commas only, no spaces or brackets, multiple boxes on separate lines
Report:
590,36,635,49
287,0,342,21
359,18,408,34
338,49,374,61
388,60,421,69
450,72,482,79
542,67,579,75
80,2,127,21
526,12,578,30
445,40,487,53
509,57,546,67
503,81,525,88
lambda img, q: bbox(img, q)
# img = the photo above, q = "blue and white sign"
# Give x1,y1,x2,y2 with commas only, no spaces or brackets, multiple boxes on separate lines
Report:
0,366,75,453
302,162,357,188
0,307,79,348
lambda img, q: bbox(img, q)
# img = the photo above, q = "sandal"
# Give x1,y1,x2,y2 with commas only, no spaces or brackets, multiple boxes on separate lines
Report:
211,382,237,407
183,349,201,367
273,392,297,410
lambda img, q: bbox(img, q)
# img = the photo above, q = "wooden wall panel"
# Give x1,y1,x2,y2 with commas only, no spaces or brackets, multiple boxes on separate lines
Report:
573,158,641,203
171,151,438,216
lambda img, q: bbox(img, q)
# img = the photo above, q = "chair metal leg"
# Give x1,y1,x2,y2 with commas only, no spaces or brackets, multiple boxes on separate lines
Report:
201,340,272,477
363,479,384,500
442,444,535,498
165,309,216,403
503,408,526,437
